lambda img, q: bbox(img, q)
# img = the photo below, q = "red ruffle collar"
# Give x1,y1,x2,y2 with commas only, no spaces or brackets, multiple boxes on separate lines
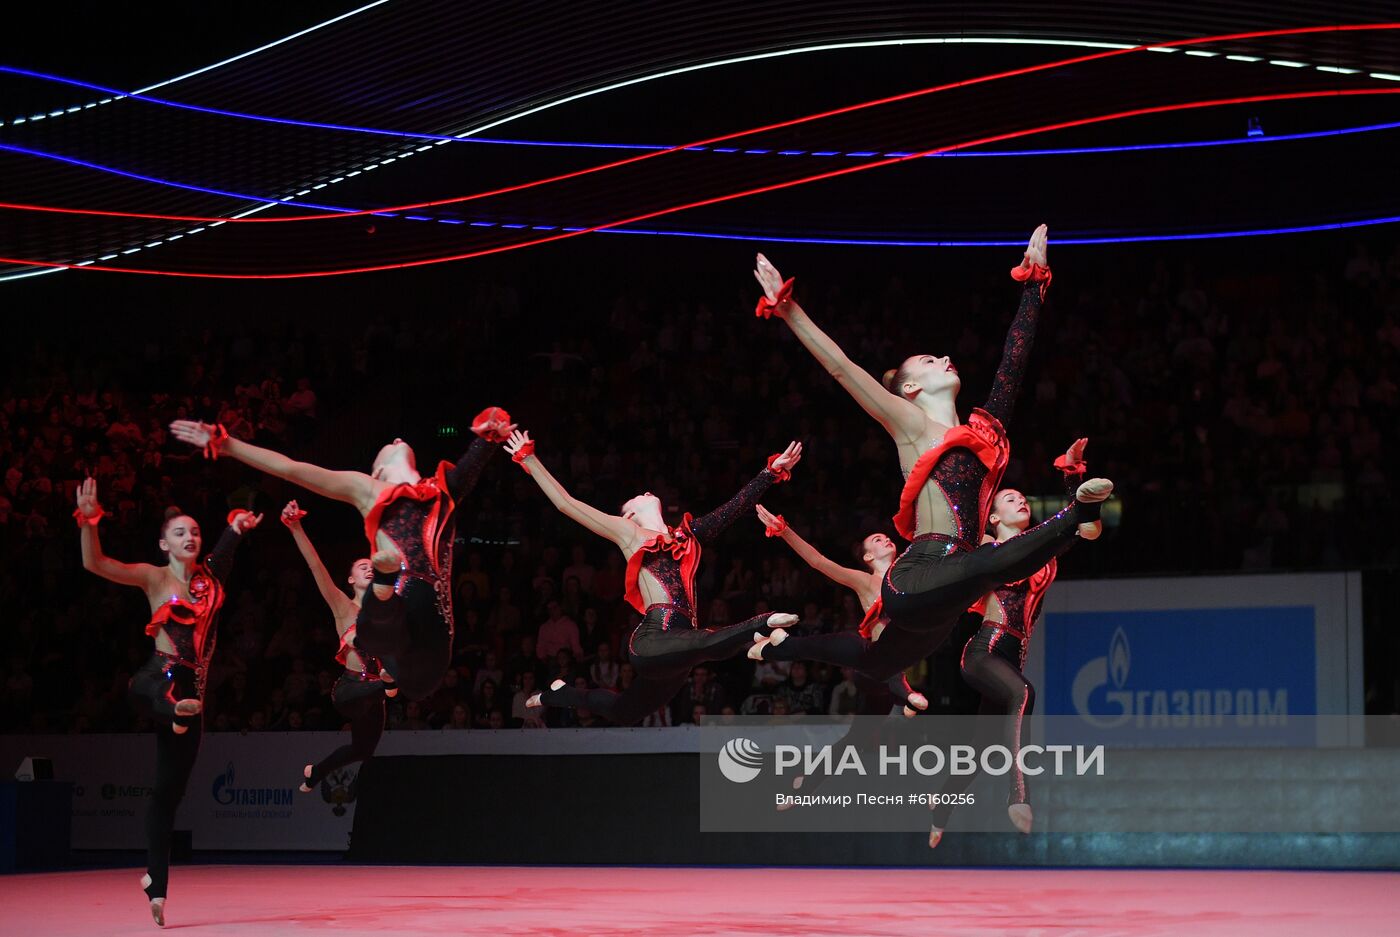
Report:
624,514,700,614
892,408,1010,540
363,460,455,571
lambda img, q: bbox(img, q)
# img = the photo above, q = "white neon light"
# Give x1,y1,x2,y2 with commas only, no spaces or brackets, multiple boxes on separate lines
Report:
4,29,1388,282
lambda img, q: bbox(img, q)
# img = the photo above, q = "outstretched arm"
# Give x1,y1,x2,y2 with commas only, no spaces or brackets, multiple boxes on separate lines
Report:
754,254,924,444
756,504,867,593
505,431,634,547
984,224,1051,425
74,478,160,589
445,408,515,500
1056,437,1088,498
692,442,802,543
205,510,260,584
169,421,375,510
280,502,355,621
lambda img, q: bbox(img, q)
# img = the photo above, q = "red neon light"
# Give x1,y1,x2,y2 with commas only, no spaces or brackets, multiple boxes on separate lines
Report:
1,22,1396,225
5,86,1396,279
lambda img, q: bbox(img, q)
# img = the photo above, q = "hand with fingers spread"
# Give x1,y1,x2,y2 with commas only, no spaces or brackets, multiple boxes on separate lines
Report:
1063,437,1087,466
504,429,535,464
769,440,803,475
231,511,264,535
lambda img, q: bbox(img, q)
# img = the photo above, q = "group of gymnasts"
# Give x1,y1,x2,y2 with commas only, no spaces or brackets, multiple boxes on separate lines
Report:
75,225,1112,926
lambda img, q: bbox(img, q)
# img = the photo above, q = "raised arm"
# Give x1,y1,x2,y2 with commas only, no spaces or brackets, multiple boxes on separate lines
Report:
504,431,634,547
691,442,802,543
74,478,160,589
756,504,867,593
1056,437,1088,498
445,407,515,500
169,421,375,511
205,509,260,583
279,502,356,621
754,254,924,444
983,224,1051,425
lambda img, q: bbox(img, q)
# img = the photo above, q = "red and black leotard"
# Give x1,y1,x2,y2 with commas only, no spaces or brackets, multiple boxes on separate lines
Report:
932,456,1086,826
353,437,496,700
540,464,787,724
126,521,246,903
761,272,1093,683
971,454,1086,666
139,524,244,700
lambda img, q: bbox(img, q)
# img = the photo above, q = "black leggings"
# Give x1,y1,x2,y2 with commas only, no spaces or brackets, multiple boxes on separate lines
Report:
628,606,773,681
884,504,1082,624
542,673,687,726
540,606,773,724
354,576,451,701
128,657,202,901
765,505,1081,681
760,628,946,685
306,673,386,788
932,627,1034,827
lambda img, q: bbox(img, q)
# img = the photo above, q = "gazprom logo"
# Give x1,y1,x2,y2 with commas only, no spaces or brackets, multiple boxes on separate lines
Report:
212,762,294,806
717,738,764,783
1109,627,1130,689
1071,621,1288,729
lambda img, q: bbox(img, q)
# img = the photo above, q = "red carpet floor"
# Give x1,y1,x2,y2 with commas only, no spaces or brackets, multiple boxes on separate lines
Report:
1,865,1396,936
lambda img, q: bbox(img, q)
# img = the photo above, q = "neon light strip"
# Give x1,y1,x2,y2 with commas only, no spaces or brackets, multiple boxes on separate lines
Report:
7,116,1399,221
594,216,1400,245
2,28,1390,139
0,142,355,212
4,23,1393,282
6,86,1399,279
8,23,1399,226
0,1,392,128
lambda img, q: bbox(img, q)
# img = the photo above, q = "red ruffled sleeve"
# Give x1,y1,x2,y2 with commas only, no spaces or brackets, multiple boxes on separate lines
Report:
1010,261,1052,301
765,453,793,483
755,277,795,319
73,506,104,528
1053,452,1086,475
202,423,230,460
470,406,513,444
762,514,787,538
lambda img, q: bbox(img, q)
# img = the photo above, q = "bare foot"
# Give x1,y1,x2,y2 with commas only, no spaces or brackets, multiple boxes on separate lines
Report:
173,699,201,717
1008,802,1034,834
379,669,398,698
928,826,944,849
299,764,314,794
747,634,771,661
371,549,401,599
